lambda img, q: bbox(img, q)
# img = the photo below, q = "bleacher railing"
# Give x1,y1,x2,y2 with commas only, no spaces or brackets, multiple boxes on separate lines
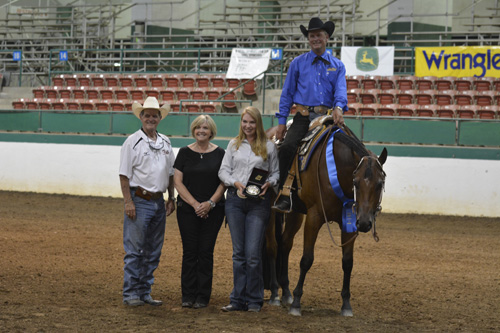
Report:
0,46,418,88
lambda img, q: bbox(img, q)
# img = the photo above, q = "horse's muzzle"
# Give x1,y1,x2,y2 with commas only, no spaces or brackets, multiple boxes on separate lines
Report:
356,219,372,233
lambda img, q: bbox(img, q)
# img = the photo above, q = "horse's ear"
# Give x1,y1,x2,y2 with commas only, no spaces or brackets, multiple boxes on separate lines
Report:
378,147,388,165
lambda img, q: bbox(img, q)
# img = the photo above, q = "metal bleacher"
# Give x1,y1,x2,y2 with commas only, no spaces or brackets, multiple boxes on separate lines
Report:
1,0,500,116
1,1,499,84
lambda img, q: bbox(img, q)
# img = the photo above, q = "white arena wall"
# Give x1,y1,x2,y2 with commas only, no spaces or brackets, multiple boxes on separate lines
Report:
1,141,499,217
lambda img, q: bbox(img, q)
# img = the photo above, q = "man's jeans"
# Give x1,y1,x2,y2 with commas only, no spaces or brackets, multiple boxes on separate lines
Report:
225,188,271,309
123,189,166,301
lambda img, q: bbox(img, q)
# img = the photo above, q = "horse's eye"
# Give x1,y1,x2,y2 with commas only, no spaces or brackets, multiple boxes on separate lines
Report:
376,182,384,191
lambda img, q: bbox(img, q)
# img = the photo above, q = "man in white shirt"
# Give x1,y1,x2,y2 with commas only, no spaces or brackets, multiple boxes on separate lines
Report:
119,97,176,306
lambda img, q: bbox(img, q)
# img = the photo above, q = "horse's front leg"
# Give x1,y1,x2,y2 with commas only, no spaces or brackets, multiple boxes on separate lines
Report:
340,232,356,317
278,212,303,306
289,216,322,316
265,212,281,306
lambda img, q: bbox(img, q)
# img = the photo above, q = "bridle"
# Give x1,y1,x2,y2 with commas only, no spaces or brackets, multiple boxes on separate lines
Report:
352,156,386,242
318,127,385,247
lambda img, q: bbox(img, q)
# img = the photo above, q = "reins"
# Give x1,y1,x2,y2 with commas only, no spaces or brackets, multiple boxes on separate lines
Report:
352,156,385,243
316,125,358,248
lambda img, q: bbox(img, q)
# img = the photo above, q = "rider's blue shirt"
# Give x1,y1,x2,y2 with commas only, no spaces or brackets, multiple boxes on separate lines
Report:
276,50,348,125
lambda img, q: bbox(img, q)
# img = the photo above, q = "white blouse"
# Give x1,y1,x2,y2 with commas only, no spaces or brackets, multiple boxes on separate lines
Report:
218,138,279,188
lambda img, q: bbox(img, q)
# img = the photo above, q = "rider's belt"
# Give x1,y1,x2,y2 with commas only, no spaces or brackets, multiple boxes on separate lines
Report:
295,104,330,116
131,186,163,200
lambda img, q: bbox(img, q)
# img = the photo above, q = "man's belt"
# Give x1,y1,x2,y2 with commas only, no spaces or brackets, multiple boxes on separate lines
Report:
295,104,331,116
131,186,163,200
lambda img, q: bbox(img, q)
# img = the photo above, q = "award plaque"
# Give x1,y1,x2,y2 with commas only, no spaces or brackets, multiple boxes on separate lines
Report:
244,168,269,199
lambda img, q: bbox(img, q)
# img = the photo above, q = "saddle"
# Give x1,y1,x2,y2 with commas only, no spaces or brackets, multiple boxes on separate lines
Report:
278,115,337,214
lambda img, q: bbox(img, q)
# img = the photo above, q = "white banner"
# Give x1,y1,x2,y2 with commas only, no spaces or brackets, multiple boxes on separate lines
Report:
226,48,271,79
341,47,394,76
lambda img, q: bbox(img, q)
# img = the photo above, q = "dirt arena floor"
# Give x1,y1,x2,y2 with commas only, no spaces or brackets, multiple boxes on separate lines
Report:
0,191,499,332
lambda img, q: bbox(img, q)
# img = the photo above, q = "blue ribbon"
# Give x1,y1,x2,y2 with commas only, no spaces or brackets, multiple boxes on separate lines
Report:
326,129,357,233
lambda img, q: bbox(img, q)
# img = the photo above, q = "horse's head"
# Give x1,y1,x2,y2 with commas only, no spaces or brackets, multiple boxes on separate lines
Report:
352,148,387,234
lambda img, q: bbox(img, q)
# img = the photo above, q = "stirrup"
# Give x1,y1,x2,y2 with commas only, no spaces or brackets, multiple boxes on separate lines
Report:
272,194,293,213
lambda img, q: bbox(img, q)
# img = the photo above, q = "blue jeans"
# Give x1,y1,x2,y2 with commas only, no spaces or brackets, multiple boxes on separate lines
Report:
225,188,271,309
123,189,166,301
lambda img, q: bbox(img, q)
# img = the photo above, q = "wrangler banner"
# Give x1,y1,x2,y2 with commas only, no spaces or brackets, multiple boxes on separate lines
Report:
415,46,500,78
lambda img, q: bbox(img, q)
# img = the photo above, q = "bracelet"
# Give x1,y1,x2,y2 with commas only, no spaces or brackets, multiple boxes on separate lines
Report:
335,106,343,113
168,197,176,202
208,199,216,209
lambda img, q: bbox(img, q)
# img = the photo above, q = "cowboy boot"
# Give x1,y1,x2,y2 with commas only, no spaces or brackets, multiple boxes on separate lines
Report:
272,172,295,213
272,195,292,213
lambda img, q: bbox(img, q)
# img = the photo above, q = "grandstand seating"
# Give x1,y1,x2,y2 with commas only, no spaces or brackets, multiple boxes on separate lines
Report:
435,77,454,91
377,89,398,105
454,91,475,105
415,76,436,90
473,77,494,91
11,73,500,118
414,90,435,105
378,76,398,90
347,88,362,104
454,77,474,91
478,105,499,119
347,103,362,115
360,76,379,90
79,75,92,87
396,76,416,90
243,80,257,97
434,90,455,105
473,90,498,106
437,105,458,118
396,90,417,105
359,89,379,104
346,75,362,89
134,75,149,87
415,104,438,117
358,103,379,116
457,105,481,119
396,104,417,117
377,103,398,116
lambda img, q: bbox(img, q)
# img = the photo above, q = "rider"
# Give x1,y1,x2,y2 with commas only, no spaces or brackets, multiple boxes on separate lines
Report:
272,17,348,213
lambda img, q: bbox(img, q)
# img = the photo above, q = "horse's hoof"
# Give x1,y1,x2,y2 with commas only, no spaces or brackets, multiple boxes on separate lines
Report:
282,296,293,306
340,309,353,317
289,307,302,316
268,297,281,306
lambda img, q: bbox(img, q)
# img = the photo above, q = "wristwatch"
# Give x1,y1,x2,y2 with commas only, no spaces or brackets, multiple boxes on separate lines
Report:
335,106,343,113
208,199,216,209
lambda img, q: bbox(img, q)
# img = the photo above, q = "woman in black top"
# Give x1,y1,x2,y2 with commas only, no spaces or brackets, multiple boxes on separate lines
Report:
173,115,226,309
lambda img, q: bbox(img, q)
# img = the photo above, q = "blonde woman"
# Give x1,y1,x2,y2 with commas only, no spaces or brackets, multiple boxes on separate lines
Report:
218,106,279,312
174,115,226,309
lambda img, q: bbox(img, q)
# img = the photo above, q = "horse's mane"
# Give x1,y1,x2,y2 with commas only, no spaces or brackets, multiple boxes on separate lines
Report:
333,127,370,158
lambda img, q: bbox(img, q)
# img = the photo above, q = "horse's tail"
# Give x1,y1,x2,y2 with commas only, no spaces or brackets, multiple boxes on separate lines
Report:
262,210,284,290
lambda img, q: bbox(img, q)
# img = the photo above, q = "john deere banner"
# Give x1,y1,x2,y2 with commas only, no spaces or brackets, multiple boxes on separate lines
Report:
416,46,500,78
341,47,394,76
226,48,271,80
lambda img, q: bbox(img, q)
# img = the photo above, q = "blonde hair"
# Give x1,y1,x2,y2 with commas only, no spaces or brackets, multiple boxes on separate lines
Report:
190,115,217,139
234,106,268,161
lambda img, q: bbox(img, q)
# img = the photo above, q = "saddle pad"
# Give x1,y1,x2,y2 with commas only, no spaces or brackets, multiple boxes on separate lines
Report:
325,128,357,233
298,125,332,172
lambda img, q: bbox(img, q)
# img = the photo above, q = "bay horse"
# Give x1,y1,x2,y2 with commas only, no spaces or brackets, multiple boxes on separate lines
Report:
264,122,387,316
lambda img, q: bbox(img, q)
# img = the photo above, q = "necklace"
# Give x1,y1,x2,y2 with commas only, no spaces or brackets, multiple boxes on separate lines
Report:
195,143,210,159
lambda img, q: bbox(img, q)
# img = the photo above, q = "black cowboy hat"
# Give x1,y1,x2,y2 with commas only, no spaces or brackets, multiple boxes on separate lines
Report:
300,17,335,38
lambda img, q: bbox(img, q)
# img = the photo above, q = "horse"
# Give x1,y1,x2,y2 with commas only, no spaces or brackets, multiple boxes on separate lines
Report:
264,121,387,316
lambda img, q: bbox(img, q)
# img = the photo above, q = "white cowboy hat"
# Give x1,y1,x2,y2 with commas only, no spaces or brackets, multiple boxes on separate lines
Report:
132,96,170,120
